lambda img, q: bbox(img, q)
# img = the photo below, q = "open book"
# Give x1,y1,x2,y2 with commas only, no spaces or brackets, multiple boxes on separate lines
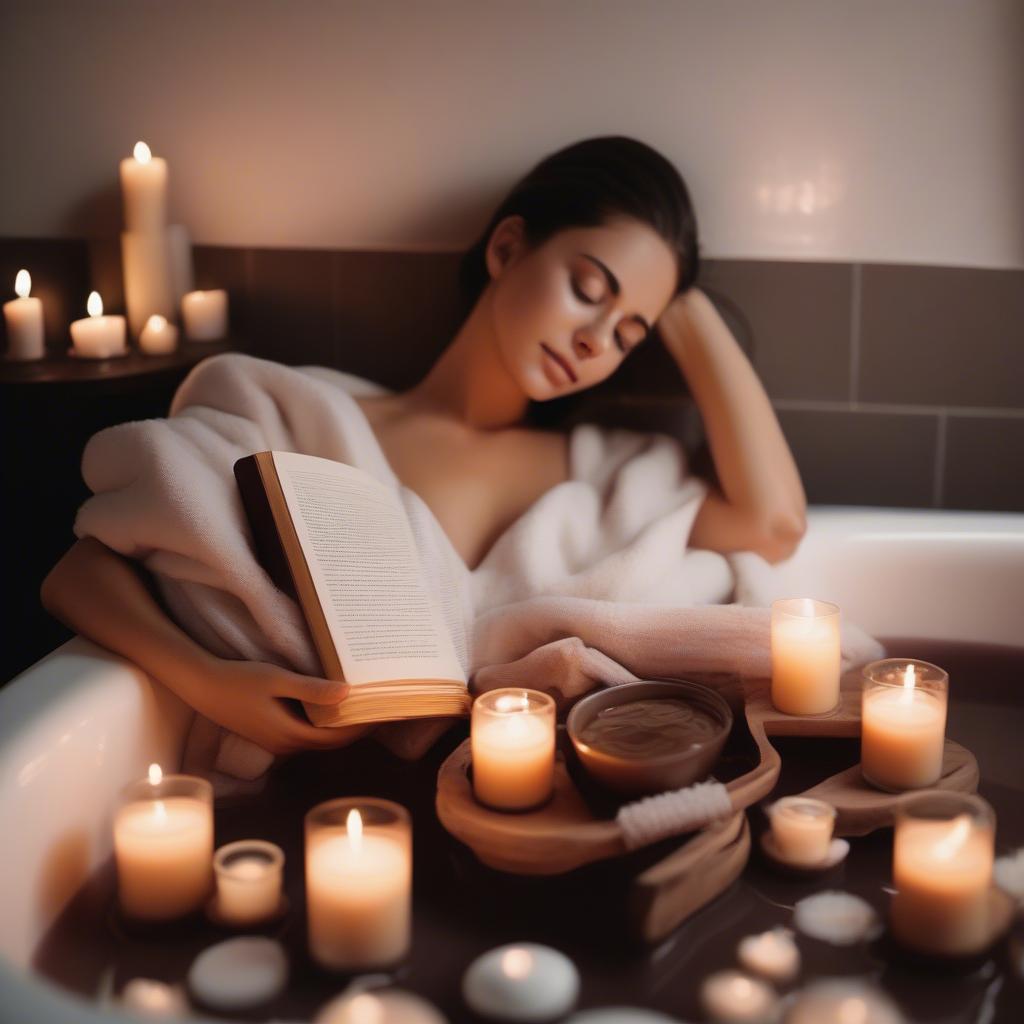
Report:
234,450,470,727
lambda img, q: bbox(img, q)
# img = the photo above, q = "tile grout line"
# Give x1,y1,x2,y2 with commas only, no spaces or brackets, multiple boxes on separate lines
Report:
771,398,1024,419
849,263,861,403
933,412,948,508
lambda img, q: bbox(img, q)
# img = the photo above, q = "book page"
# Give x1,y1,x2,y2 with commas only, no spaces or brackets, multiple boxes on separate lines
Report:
271,451,466,686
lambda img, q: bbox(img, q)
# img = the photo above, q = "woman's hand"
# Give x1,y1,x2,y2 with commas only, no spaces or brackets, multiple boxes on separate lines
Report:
176,656,373,757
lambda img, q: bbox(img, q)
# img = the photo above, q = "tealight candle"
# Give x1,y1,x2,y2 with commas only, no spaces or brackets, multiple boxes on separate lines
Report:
213,839,284,926
462,943,580,1022
736,927,800,983
861,659,948,792
305,798,411,971
891,792,996,956
700,970,778,1023
139,314,179,355
471,688,556,811
70,291,127,359
3,269,44,360
120,140,168,232
182,289,229,341
770,598,840,715
767,797,835,867
317,989,449,1024
113,764,213,921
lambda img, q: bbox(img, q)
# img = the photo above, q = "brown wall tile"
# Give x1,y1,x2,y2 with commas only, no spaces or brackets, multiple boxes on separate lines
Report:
943,416,1024,512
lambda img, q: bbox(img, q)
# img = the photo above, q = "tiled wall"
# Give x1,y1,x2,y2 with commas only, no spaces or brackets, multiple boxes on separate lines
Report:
3,237,1022,512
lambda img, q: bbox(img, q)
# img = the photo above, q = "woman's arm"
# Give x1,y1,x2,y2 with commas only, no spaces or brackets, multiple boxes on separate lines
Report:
657,287,807,564
39,537,369,756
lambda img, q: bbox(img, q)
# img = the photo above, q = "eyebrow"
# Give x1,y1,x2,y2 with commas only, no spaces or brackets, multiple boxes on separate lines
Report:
580,253,652,334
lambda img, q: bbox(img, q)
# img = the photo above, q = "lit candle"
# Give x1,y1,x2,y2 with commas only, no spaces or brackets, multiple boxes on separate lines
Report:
891,792,996,956
316,989,449,1024
767,797,836,867
182,289,229,341
462,943,580,1022
770,598,841,715
861,659,948,792
119,977,189,1018
70,291,127,359
305,799,411,970
736,928,800,983
213,839,284,926
471,689,556,811
139,314,179,355
3,270,44,360
113,764,214,921
700,970,778,1023
120,140,168,232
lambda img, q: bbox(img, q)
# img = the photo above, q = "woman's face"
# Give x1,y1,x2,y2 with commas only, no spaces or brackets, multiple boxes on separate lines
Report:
485,216,679,401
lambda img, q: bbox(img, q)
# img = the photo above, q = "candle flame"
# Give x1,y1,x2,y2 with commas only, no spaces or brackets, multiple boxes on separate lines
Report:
899,662,917,705
345,994,384,1024
347,808,363,851
14,269,30,298
147,314,167,331
148,763,162,785
87,291,103,317
133,140,152,164
501,947,533,978
933,814,972,860
495,693,530,713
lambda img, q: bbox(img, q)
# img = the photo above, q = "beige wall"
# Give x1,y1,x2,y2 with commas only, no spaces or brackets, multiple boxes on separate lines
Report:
1,0,1021,267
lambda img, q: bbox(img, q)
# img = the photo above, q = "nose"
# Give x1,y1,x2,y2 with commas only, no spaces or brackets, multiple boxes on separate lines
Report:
572,317,614,360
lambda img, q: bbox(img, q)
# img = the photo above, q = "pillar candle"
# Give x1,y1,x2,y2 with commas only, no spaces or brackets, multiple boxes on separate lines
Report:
182,289,229,341
120,141,168,232
3,270,45,360
122,231,176,338
213,840,284,926
770,598,841,715
139,314,179,355
70,291,127,359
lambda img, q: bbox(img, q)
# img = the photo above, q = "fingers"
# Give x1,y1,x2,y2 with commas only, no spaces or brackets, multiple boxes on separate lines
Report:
273,672,351,705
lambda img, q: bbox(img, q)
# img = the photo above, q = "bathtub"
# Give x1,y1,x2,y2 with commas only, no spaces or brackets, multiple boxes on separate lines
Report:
2,505,1022,1023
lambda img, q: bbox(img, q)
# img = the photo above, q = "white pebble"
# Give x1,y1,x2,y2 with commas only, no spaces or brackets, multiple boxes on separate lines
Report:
785,979,904,1024
793,891,882,946
995,848,1024,901
187,936,288,1010
700,970,778,1023
564,1011,682,1023
736,927,800,983
463,942,579,1022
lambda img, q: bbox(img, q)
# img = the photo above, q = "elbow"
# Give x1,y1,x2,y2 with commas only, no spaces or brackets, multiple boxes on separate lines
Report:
754,508,807,565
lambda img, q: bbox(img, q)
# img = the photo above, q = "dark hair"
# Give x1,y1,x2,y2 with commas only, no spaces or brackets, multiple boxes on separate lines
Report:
458,136,700,312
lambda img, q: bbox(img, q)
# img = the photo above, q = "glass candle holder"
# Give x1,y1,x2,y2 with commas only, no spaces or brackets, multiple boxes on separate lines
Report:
213,839,284,926
891,791,996,956
770,598,841,715
861,658,948,792
305,797,411,971
471,688,557,811
113,767,213,921
767,796,836,867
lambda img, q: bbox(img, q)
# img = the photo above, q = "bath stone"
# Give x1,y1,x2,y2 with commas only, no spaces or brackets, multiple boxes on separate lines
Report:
564,1011,682,1023
994,847,1024,901
316,988,449,1023
119,977,189,1017
736,927,801,983
793,891,882,946
785,980,904,1024
187,936,288,1010
462,942,579,1022
700,970,778,1023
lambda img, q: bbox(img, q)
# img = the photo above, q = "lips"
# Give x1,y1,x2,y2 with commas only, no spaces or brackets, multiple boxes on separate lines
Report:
540,342,577,384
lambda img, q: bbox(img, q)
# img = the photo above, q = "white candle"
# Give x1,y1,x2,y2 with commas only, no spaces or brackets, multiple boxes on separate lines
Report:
472,689,556,811
113,765,213,920
462,943,580,1022
770,598,841,715
70,291,127,359
213,839,284,926
861,660,947,792
120,140,168,232
736,928,800,983
139,314,179,355
768,796,835,867
182,289,229,341
306,806,411,970
700,970,778,1023
317,990,449,1024
3,270,44,360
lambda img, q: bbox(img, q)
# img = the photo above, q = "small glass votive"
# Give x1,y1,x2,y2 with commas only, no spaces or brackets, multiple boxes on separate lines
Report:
768,796,836,867
471,688,556,811
891,791,996,956
770,598,841,715
861,658,948,792
113,766,213,921
305,797,411,971
212,839,284,926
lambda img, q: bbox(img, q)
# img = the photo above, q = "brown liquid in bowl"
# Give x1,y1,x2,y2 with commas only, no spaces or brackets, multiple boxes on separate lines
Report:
576,698,722,759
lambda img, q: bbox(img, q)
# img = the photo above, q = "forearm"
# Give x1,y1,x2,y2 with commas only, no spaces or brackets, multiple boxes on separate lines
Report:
660,289,806,535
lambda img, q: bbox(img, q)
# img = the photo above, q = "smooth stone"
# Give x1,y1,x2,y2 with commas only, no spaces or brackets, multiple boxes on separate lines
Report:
119,977,189,1018
736,927,801,983
187,936,288,1010
463,943,579,1022
316,988,448,1023
793,891,883,946
785,980,905,1024
700,970,778,1023
564,1010,682,1023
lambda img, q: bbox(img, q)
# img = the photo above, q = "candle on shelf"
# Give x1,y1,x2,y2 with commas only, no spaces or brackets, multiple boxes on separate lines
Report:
861,659,948,792
462,943,580,1022
113,764,213,921
767,797,836,867
471,688,556,811
212,839,284,926
700,970,778,1023
317,989,449,1024
120,140,168,233
736,927,800,983
891,792,996,956
139,314,179,355
305,798,411,971
69,291,127,359
3,270,44,360
182,289,229,341
770,598,841,715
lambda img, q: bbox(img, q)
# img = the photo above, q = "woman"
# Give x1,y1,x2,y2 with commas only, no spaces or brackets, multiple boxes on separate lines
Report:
40,136,806,758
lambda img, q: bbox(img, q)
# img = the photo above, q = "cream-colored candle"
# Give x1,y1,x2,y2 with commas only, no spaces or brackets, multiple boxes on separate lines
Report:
182,289,229,341
139,314,179,355
3,270,44,360
472,689,556,811
770,598,841,715
120,140,168,232
70,291,127,359
213,840,284,926
892,794,996,956
861,659,948,792
113,765,213,921
768,796,835,867
305,800,411,970
736,928,800,983
700,970,778,1023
